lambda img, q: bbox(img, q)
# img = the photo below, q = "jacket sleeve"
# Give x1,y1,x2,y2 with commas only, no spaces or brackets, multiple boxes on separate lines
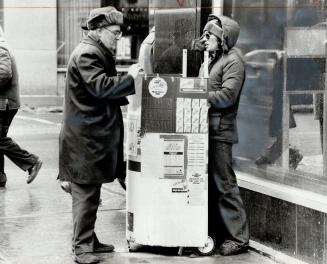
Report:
75,51,135,100
0,48,12,87
208,58,244,109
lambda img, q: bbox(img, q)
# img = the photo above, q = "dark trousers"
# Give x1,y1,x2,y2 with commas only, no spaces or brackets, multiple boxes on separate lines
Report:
71,182,102,255
208,140,249,245
0,109,37,178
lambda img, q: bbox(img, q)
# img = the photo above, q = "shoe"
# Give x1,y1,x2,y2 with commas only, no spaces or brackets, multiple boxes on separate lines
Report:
27,159,43,184
94,241,114,253
219,240,248,256
73,253,100,264
0,173,6,187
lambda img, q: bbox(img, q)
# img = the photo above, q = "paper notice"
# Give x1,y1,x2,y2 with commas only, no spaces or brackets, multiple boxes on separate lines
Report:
127,117,139,156
187,170,206,206
162,137,186,179
187,135,206,168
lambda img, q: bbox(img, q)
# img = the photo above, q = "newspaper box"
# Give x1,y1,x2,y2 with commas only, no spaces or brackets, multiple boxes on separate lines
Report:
126,73,215,255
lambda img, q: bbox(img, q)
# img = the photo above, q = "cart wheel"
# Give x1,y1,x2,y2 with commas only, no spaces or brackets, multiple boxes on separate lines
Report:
196,236,216,256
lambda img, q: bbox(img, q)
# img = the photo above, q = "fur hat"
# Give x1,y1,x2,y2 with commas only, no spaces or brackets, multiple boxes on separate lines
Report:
87,6,123,30
203,20,223,40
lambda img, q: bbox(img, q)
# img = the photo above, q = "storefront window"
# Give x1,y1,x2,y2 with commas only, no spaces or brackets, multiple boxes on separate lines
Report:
57,0,100,67
228,0,327,194
57,0,149,66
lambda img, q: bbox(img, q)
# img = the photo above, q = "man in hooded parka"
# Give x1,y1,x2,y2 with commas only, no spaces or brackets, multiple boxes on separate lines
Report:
199,14,250,256
58,6,141,264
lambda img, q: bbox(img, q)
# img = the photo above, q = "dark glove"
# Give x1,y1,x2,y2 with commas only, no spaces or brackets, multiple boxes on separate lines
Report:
191,36,205,52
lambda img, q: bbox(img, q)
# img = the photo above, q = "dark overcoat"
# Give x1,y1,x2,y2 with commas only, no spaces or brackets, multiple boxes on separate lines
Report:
59,34,135,184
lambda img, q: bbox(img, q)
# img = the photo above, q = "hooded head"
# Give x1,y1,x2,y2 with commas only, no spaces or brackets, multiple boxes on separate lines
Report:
203,14,240,53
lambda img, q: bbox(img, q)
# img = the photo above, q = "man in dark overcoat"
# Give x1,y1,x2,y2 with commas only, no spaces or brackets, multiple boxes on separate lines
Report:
58,6,141,264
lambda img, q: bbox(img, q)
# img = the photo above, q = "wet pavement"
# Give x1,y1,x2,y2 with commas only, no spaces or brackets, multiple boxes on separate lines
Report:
0,109,278,264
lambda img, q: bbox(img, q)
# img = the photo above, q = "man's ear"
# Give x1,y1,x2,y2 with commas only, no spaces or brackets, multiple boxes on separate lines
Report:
96,27,103,35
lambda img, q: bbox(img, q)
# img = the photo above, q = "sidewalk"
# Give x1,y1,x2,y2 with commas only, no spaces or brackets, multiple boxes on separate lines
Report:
0,175,277,264
0,110,278,264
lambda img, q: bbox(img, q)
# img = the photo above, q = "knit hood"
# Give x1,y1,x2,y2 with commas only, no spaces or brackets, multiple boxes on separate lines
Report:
206,14,240,52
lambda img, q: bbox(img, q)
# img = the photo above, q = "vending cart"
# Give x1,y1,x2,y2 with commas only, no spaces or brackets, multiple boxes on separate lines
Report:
125,58,215,254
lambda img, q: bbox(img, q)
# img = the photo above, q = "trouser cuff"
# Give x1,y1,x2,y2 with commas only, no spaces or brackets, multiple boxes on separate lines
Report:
73,244,94,255
22,154,39,171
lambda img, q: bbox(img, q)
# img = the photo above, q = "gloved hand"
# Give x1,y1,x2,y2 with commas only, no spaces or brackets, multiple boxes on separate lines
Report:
128,63,143,79
191,36,206,52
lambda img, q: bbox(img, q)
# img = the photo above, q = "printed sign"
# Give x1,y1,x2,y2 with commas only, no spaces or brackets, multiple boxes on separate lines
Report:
175,97,208,133
161,136,186,179
127,117,138,156
148,77,168,98
188,170,206,206
180,78,207,93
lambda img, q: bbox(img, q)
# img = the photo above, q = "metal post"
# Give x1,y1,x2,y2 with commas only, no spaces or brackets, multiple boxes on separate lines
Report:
182,49,187,78
323,38,327,179
204,51,209,78
282,29,290,172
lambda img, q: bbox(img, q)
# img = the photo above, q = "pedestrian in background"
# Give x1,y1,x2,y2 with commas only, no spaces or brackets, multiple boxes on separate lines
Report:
58,6,141,264
0,26,42,188
199,15,249,256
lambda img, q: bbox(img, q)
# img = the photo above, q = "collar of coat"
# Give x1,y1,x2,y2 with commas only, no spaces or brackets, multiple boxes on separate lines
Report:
83,32,116,60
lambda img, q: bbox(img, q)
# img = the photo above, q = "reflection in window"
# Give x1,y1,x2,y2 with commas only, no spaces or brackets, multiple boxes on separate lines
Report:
229,0,327,193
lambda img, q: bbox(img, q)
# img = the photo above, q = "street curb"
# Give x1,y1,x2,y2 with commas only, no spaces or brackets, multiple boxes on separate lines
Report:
250,240,308,264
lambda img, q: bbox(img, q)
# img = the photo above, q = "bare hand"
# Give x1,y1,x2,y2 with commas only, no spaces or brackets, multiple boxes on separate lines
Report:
128,63,142,79
60,181,72,194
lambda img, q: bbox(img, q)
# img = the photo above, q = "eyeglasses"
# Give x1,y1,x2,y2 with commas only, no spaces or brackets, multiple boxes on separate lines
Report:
201,31,222,44
202,32,210,40
103,28,122,39
201,32,212,41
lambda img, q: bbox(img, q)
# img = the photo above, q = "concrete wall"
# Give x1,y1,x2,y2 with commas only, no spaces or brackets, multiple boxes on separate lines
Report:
3,0,57,96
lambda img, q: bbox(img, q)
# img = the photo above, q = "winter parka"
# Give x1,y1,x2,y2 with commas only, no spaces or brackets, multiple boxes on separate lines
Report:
202,15,245,144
